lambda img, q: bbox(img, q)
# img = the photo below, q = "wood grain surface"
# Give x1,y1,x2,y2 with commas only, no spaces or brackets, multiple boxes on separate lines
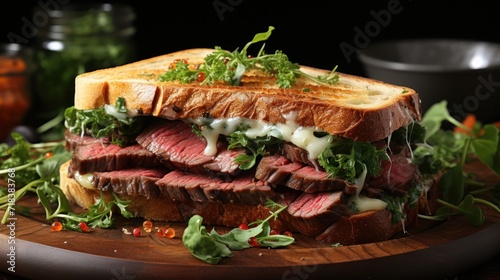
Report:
0,161,499,280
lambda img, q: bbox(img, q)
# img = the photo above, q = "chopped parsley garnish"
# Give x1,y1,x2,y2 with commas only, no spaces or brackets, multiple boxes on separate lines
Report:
158,26,339,88
318,136,388,183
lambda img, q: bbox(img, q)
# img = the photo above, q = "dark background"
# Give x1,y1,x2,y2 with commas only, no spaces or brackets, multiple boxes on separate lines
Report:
1,0,500,76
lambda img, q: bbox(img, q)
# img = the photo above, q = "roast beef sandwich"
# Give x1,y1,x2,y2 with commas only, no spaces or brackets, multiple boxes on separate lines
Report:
59,29,438,245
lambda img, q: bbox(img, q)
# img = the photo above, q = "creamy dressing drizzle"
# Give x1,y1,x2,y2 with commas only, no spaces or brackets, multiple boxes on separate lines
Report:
191,115,389,212
104,104,128,121
348,165,387,212
74,172,94,189
399,201,407,234
191,114,331,161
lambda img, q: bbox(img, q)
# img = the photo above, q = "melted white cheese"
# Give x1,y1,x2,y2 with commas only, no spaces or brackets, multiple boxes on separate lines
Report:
348,165,387,212
74,172,94,189
104,104,128,121
193,116,330,160
355,195,388,212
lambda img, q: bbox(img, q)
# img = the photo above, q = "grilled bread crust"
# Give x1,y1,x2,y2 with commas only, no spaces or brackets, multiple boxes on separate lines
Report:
74,48,421,142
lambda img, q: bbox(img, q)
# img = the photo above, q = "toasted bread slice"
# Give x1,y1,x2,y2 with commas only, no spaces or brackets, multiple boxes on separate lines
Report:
74,48,421,142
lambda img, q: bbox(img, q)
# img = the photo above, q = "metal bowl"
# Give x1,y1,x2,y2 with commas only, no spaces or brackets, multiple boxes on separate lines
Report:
358,39,500,122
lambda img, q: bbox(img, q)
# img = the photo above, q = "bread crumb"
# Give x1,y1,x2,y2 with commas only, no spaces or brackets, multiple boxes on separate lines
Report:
259,253,263,256
122,228,132,235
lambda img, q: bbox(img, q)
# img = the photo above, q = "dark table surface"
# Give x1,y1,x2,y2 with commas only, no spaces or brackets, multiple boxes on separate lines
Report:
452,253,500,280
1,254,499,280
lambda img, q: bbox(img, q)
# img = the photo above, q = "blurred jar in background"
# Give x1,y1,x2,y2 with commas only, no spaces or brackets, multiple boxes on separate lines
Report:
0,43,31,141
30,3,136,130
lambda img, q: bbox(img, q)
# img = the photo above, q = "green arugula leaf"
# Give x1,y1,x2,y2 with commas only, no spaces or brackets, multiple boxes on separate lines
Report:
471,124,500,174
227,129,282,170
243,26,275,52
459,195,485,226
47,192,133,231
422,101,469,140
210,227,259,250
0,133,39,186
182,200,293,264
257,234,295,248
438,165,465,205
0,131,132,231
418,103,500,226
382,184,423,224
36,181,73,221
318,136,388,182
182,214,233,264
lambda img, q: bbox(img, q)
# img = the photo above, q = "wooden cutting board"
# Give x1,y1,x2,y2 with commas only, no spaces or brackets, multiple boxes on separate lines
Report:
1,162,499,280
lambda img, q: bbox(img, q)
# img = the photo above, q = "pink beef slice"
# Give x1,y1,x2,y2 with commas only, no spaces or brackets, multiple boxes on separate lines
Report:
136,119,245,178
256,155,353,193
281,191,348,237
64,130,110,152
255,155,303,186
92,167,169,199
155,170,288,205
71,143,162,175
366,153,421,197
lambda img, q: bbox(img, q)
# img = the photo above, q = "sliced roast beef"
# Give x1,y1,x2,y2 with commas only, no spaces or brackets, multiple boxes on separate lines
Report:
279,142,319,167
202,148,246,180
135,120,192,154
230,175,276,205
255,155,303,185
256,155,353,193
287,165,355,194
136,119,244,178
156,170,224,203
282,191,347,236
71,143,162,175
93,167,169,199
366,153,420,196
64,130,111,152
156,170,283,205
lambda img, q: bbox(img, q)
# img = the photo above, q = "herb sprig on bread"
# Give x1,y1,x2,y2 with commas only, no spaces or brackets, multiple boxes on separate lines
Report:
158,26,339,88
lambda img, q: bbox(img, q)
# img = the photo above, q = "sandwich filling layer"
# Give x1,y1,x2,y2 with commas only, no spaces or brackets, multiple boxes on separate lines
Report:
63,97,426,244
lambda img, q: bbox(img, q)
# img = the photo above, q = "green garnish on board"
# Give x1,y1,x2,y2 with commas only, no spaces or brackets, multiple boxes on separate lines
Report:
182,199,293,264
158,26,339,88
0,133,133,230
414,101,500,226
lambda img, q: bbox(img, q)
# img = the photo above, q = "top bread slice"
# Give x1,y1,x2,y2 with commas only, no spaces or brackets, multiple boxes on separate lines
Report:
74,48,421,142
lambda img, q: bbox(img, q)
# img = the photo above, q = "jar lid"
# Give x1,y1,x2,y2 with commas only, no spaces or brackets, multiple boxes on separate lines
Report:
34,3,136,39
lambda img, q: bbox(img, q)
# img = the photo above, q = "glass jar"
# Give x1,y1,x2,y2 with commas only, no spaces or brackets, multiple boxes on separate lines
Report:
0,43,32,141
30,3,136,126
